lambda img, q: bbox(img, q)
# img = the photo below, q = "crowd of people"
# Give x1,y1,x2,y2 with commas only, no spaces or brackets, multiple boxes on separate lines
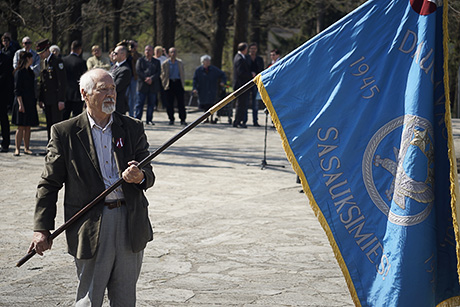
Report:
0,32,282,155
0,32,283,307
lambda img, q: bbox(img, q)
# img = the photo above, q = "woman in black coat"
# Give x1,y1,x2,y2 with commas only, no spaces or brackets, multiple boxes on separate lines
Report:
12,51,38,156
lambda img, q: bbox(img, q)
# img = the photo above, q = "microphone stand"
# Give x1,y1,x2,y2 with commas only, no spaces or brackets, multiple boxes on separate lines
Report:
247,108,285,170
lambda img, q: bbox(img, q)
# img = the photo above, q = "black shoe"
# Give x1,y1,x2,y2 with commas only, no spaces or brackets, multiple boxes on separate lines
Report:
181,121,187,125
1,147,8,153
169,120,174,125
240,123,247,128
146,121,155,125
253,122,260,127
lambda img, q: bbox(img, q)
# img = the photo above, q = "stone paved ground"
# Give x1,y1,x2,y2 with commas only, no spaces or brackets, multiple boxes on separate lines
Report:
2,109,459,306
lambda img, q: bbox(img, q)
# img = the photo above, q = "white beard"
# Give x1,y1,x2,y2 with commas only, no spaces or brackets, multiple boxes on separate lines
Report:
102,102,116,114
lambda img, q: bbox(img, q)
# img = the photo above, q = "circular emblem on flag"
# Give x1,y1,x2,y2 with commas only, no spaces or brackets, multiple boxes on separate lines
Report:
410,0,441,15
362,115,434,226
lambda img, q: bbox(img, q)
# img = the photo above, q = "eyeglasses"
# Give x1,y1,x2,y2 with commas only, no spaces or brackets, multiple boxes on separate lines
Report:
24,42,32,45
94,86,115,94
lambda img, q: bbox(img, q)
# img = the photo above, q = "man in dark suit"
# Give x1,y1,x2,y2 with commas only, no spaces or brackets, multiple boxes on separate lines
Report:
62,40,87,120
246,43,264,127
232,42,253,128
0,49,12,152
29,68,155,306
36,38,67,140
135,44,161,125
110,45,132,114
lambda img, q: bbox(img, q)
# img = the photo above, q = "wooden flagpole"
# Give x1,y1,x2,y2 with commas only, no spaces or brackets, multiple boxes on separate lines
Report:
16,79,256,267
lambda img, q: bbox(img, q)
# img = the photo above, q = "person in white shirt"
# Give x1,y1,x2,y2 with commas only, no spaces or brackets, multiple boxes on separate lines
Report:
13,36,40,78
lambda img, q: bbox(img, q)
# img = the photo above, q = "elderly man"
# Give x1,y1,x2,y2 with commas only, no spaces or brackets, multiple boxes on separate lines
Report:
192,55,227,123
49,45,61,57
160,47,186,125
86,45,111,70
28,68,155,306
13,36,40,77
110,45,132,114
135,45,161,125
36,38,67,140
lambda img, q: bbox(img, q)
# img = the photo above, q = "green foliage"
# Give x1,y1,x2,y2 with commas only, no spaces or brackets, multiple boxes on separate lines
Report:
2,0,460,115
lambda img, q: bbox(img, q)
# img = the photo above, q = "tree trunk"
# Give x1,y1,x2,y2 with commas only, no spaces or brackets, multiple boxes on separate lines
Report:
316,0,325,34
51,0,58,44
67,0,89,52
112,0,124,46
153,0,157,46
210,0,231,69
156,0,176,49
249,0,261,45
233,0,250,56
7,0,21,41
105,26,110,51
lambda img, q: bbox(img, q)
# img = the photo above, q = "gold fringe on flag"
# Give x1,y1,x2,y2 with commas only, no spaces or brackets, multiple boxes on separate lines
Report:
254,74,362,307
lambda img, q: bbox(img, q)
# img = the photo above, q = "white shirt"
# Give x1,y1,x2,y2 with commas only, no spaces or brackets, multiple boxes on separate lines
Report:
87,113,125,201
156,55,168,65
45,52,53,63
13,48,41,77
116,59,127,67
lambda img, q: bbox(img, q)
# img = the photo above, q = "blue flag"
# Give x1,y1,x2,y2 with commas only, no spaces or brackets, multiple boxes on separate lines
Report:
256,0,460,305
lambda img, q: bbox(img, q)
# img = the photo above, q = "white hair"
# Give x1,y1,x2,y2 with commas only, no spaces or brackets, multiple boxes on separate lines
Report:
200,54,211,64
22,36,31,43
49,45,60,54
79,69,114,100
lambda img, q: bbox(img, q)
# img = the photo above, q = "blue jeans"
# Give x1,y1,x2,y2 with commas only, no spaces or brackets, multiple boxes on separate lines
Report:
135,91,157,123
127,78,137,117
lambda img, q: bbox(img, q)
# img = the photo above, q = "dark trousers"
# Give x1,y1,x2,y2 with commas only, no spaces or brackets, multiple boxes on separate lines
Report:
157,84,167,110
44,103,63,140
0,102,10,149
249,86,259,124
165,80,186,122
234,90,249,125
63,100,84,120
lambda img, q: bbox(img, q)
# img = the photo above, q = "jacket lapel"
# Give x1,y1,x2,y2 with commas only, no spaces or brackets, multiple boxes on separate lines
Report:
76,111,103,180
111,113,126,176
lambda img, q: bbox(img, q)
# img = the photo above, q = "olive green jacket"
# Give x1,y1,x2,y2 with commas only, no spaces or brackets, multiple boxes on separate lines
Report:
34,111,154,259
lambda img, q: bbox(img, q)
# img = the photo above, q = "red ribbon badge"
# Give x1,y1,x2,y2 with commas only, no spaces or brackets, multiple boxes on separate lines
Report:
116,138,124,148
